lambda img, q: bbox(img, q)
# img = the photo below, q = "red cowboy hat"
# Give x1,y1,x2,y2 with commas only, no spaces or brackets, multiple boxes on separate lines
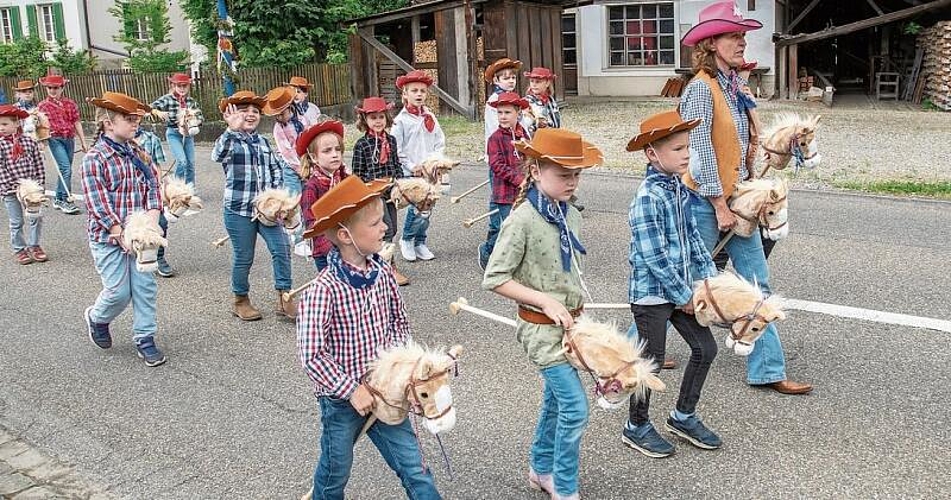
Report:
284,76,313,90
523,67,557,80
514,128,603,169
295,120,345,157
395,70,434,90
626,110,702,152
488,92,529,110
0,104,29,120
87,92,151,116
39,74,69,87
484,57,523,83
217,90,267,113
261,86,296,116
303,176,392,239
13,80,37,91
681,0,763,47
168,73,193,85
356,96,395,114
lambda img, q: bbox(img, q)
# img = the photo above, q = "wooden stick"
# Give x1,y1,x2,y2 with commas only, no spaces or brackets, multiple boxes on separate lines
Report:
211,235,231,248
282,279,317,302
463,208,499,228
710,230,735,258
450,179,489,203
45,148,78,203
449,297,517,327
583,303,630,310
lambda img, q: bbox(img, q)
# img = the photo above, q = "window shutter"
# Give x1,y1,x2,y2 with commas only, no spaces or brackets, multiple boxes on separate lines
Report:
52,3,66,40
26,4,38,37
10,7,23,39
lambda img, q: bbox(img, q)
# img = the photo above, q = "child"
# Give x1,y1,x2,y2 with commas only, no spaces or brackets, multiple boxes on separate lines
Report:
38,72,87,215
622,110,721,458
0,105,46,265
133,123,175,277
483,58,521,152
265,86,310,196
212,91,295,322
478,92,528,271
298,120,348,271
13,80,37,111
285,76,322,123
81,92,165,367
150,73,204,187
297,175,440,499
391,70,445,262
521,67,562,137
482,128,603,500
351,96,409,286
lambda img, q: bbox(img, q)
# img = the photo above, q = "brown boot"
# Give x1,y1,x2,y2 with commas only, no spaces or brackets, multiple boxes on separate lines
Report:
233,294,262,321
277,290,298,320
392,265,410,286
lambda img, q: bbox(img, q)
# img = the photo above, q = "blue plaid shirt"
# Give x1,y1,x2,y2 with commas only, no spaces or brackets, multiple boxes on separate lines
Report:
212,130,286,217
629,166,717,306
150,93,205,130
134,129,166,166
680,70,750,197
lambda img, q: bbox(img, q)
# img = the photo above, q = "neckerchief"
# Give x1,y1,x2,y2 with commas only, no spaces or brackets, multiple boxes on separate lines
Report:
368,130,390,164
174,92,187,110
528,89,551,105
1,134,24,161
492,85,506,96
328,247,381,289
17,100,36,111
101,135,155,183
725,69,757,114
526,185,585,272
404,104,435,133
293,101,309,116
288,108,305,135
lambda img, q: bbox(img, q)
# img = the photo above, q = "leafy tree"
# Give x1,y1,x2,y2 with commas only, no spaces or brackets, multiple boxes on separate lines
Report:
109,0,190,72
0,37,49,77
49,39,98,75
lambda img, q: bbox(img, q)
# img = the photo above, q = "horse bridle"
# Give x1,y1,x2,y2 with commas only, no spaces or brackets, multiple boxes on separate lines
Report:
362,353,459,420
731,189,788,232
697,278,769,342
563,330,636,401
396,183,437,215
762,131,818,169
252,203,300,230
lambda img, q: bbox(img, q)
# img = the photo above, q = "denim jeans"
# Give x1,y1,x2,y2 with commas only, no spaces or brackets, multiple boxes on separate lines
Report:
156,211,169,261
383,199,398,243
478,202,512,266
223,207,292,295
689,195,786,384
87,241,157,340
166,129,196,186
3,195,41,252
282,164,302,195
627,304,718,425
48,137,75,201
531,363,589,497
312,397,441,500
401,206,430,245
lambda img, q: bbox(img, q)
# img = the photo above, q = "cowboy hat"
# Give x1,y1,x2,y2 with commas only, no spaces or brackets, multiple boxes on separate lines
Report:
218,90,267,113
295,120,345,157
87,92,151,116
303,176,392,239
0,104,29,120
39,74,69,87
626,110,702,152
681,0,763,47
13,80,37,91
396,70,434,90
488,92,529,110
523,67,557,80
168,73,193,85
484,57,523,83
355,96,394,114
284,76,313,90
261,86,296,116
514,128,603,169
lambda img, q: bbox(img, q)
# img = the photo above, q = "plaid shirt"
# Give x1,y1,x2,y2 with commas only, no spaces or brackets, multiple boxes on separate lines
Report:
297,255,410,399
301,170,348,258
351,133,402,182
212,130,286,217
680,70,750,197
523,92,562,137
37,97,79,138
81,138,162,243
629,166,716,306
487,125,526,204
150,93,205,130
0,134,44,196
134,130,166,166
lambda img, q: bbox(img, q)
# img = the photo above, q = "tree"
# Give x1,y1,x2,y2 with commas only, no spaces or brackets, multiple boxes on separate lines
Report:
49,39,97,75
109,0,190,72
0,37,49,77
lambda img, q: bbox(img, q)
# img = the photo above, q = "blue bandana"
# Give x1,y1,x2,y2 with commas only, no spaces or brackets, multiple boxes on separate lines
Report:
328,247,382,290
526,185,585,272
289,108,305,134
101,135,154,183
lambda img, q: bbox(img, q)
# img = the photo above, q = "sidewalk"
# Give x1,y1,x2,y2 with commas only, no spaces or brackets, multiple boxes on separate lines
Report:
0,426,117,500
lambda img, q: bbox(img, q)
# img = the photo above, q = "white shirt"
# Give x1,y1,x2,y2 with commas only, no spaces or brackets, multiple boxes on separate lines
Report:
391,107,446,177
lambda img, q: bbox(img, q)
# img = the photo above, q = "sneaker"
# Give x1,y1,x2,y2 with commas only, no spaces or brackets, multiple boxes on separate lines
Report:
60,200,81,215
156,258,175,278
477,247,487,272
52,199,64,211
665,414,722,450
135,337,167,367
621,421,674,458
400,240,417,261
414,244,435,261
14,249,33,265
84,306,112,349
28,246,48,263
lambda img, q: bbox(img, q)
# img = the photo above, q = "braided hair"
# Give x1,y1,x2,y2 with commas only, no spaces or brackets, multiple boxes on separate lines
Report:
512,156,537,208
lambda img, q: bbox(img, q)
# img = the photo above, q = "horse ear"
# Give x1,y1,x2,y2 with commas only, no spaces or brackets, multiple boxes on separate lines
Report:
646,373,666,392
694,300,707,312
811,115,822,127
767,310,786,322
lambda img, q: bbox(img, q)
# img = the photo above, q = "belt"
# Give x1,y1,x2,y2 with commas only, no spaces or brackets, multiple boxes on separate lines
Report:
517,305,584,325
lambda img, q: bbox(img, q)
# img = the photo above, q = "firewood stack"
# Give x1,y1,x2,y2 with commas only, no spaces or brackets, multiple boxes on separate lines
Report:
917,21,951,110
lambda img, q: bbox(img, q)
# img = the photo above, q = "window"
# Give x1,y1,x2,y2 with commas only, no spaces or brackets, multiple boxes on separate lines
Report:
38,4,55,43
562,13,577,66
1,8,13,42
134,17,151,42
607,3,676,67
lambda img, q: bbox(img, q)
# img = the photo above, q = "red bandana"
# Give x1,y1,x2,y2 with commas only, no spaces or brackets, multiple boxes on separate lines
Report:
529,89,550,105
369,131,390,165
175,92,187,109
1,134,24,162
511,123,527,140
405,104,435,133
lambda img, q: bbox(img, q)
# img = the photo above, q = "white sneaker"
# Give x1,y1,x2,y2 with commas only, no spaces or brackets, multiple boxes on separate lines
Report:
414,244,435,261
294,240,311,257
400,240,417,261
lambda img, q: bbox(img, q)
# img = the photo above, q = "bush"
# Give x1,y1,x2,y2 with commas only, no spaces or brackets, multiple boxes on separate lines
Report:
49,39,97,75
0,37,49,77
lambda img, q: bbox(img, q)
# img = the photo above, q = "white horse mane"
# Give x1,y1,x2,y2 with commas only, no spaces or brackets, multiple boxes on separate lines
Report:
17,178,45,200
123,212,168,248
694,272,784,315
733,178,788,206
391,178,439,208
253,188,301,211
371,341,452,380
762,112,816,139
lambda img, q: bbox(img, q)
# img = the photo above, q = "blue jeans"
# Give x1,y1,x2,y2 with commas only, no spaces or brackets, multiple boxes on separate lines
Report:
3,195,42,252
689,195,786,384
282,164,302,195
87,241,157,340
223,207,292,295
401,206,430,245
531,363,589,497
166,129,196,186
48,137,75,201
478,202,512,266
312,397,440,500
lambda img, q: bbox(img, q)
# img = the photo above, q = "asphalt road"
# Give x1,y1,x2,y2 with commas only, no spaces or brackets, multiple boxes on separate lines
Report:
1,148,949,499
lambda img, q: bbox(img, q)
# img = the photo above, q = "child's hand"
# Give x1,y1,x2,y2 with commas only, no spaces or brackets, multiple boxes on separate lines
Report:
151,110,169,122
223,104,245,131
680,295,696,315
349,384,375,416
540,297,574,329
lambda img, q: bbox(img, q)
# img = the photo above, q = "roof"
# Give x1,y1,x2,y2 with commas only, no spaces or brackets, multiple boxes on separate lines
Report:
346,0,589,27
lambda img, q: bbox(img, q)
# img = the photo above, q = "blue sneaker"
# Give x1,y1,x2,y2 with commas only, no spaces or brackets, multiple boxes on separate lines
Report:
135,337,167,367
666,414,722,450
84,306,112,349
621,421,674,458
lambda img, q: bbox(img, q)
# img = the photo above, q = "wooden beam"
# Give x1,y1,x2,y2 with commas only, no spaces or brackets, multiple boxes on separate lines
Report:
356,28,473,116
777,0,951,46
349,0,487,28
865,0,885,15
785,0,822,34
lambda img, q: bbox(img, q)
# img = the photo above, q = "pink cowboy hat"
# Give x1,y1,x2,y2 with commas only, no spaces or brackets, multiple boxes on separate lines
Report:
681,1,763,47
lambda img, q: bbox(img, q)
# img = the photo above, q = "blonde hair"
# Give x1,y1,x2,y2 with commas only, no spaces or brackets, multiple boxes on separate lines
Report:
298,127,345,180
512,158,560,208
93,107,120,142
691,38,719,77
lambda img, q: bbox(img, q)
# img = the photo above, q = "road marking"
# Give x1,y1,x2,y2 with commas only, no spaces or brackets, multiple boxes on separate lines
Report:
780,299,951,333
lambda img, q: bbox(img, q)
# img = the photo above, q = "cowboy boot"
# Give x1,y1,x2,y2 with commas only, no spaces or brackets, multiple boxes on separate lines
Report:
233,294,262,321
392,264,410,286
277,291,298,320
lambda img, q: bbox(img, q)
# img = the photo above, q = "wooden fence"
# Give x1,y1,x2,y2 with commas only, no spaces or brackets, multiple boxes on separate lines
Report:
0,63,352,122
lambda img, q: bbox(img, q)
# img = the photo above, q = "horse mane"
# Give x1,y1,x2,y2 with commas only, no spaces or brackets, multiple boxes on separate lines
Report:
570,316,645,363
762,112,810,140
698,271,763,300
253,188,301,210
17,178,43,195
732,178,788,213
392,178,438,206
123,211,167,247
370,341,452,385
163,176,192,200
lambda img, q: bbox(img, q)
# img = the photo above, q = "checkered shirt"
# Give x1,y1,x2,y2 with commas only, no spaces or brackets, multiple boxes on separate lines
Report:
487,126,526,204
150,93,205,130
134,130,166,166
301,170,348,258
0,135,44,196
680,70,750,197
212,130,286,217
297,256,411,399
351,133,402,183
37,97,79,138
81,138,162,243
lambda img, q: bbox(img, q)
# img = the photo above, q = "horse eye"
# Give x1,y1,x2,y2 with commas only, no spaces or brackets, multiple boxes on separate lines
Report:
768,210,775,216
420,392,429,398
751,327,760,332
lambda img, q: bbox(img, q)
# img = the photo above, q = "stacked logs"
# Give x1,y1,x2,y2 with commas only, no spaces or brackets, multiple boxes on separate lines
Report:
917,21,951,110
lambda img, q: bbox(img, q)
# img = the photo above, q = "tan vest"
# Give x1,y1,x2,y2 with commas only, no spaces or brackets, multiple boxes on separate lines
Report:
682,70,742,198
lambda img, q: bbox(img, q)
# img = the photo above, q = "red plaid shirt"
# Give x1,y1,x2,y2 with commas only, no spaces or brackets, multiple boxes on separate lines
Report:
297,259,410,399
301,169,348,258
0,135,44,196
37,97,80,138
487,125,526,204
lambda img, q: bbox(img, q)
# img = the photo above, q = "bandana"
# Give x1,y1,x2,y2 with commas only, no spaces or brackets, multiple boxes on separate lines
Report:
101,134,154,183
528,89,550,105
726,70,757,114
328,246,382,289
17,100,36,111
1,134,24,162
526,184,585,272
176,93,187,109
404,104,435,133
293,101,309,116
368,131,390,165
288,107,305,135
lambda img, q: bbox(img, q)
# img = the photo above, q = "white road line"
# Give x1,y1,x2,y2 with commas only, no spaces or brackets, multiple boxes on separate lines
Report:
44,190,84,201
780,298,951,333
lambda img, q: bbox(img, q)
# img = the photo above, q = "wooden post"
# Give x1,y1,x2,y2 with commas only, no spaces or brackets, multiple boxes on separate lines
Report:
787,44,798,100
464,0,479,120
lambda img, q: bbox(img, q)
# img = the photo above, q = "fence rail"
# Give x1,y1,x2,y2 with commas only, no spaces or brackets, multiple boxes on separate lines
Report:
1,63,352,122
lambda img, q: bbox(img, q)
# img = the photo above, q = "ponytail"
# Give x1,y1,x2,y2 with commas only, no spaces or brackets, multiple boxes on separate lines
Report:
512,157,536,208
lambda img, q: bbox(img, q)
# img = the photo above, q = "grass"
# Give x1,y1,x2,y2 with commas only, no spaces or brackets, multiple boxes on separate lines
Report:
833,179,951,199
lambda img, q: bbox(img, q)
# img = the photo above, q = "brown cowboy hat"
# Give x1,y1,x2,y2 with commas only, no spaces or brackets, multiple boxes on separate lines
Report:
262,86,296,116
295,120,345,157
514,128,603,169
13,80,37,91
484,57,523,83
303,176,392,239
626,110,702,152
218,90,267,113
0,104,29,120
87,91,151,116
283,76,312,90
488,91,529,110
395,70,434,90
